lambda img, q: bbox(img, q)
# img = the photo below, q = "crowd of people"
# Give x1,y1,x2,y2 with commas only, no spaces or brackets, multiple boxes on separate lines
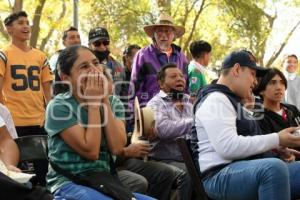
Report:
1,10,300,200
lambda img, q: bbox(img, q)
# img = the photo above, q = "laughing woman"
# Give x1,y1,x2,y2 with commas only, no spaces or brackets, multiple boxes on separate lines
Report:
45,45,154,200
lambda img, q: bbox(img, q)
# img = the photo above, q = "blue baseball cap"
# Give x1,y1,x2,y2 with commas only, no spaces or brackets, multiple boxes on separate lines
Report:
222,50,268,77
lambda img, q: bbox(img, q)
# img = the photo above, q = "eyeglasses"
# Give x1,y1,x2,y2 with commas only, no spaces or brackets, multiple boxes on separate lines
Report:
93,40,110,47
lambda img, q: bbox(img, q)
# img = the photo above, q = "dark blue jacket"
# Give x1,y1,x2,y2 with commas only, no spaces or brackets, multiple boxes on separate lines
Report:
191,84,270,165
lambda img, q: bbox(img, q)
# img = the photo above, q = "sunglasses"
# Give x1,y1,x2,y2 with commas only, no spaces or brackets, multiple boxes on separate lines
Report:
93,40,110,47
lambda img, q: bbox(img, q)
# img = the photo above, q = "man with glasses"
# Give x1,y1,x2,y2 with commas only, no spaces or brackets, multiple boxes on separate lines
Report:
129,14,188,111
88,27,123,87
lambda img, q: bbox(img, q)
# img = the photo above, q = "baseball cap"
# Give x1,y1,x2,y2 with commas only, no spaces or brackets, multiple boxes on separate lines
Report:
222,50,267,77
88,27,110,44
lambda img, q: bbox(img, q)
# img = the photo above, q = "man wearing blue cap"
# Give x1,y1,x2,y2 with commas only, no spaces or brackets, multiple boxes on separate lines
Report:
193,50,300,200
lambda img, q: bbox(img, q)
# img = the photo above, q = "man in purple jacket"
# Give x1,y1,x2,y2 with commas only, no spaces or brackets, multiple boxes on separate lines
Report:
129,14,188,111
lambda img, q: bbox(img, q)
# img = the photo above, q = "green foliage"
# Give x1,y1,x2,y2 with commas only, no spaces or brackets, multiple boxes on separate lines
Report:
0,0,299,66
216,0,272,64
80,0,153,58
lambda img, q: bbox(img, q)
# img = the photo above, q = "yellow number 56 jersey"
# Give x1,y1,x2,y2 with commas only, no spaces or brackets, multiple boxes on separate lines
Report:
0,44,54,126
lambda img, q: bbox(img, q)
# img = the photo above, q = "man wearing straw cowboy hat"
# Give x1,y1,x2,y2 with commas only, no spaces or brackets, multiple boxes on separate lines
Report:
129,13,188,116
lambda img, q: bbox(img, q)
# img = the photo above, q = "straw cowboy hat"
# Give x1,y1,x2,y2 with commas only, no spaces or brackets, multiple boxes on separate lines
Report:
131,97,155,143
143,13,185,38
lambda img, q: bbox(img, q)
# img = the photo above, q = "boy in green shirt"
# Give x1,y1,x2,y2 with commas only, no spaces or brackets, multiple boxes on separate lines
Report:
188,40,212,100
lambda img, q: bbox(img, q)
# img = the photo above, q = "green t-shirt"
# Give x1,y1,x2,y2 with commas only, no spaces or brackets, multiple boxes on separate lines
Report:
188,62,207,96
109,95,125,120
45,93,125,193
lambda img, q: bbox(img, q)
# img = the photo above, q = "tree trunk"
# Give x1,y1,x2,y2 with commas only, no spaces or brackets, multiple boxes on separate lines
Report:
0,19,9,41
265,20,300,67
182,0,206,53
13,0,23,12
178,0,201,47
40,0,67,51
30,0,46,48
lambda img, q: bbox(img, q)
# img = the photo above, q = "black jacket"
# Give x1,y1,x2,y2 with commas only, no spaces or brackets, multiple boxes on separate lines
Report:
257,103,300,134
191,84,269,162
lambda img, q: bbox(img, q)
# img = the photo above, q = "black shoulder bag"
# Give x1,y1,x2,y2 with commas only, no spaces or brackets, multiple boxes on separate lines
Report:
50,158,135,200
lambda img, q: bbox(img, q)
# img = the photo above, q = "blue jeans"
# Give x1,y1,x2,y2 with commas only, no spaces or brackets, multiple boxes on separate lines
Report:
53,182,156,200
203,158,300,200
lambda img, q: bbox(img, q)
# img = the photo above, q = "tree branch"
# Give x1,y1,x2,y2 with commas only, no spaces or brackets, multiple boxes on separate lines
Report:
13,0,23,13
179,0,200,44
178,0,194,46
0,18,9,41
172,0,184,18
265,20,300,67
7,0,13,10
30,0,46,48
187,0,199,14
39,0,66,51
182,0,206,52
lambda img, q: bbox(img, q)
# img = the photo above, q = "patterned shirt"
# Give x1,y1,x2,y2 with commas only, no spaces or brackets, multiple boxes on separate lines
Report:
188,60,207,96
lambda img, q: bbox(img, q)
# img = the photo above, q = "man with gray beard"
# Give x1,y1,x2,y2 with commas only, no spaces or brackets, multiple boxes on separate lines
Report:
129,14,188,110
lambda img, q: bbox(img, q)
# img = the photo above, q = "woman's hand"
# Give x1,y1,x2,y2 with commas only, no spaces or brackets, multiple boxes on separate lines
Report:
83,71,105,104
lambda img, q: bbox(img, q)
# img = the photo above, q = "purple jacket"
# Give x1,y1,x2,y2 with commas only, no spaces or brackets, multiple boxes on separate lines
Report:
129,44,188,109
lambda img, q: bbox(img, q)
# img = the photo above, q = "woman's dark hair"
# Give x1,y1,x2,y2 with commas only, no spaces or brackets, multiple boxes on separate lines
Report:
54,45,92,94
254,68,287,98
